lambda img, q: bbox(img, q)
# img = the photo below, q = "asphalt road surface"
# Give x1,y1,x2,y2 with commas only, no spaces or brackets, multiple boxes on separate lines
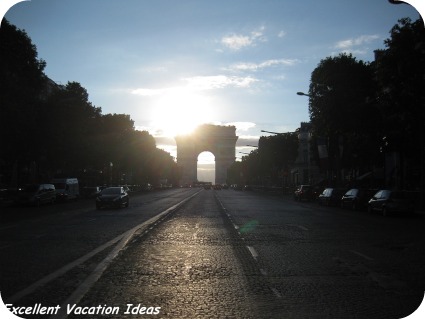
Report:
1,188,424,318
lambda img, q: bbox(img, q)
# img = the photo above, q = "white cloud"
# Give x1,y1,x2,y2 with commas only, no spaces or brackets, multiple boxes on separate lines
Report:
225,122,256,132
183,75,258,89
131,75,259,96
131,88,162,96
226,58,299,72
221,34,253,50
334,34,380,50
221,26,267,51
278,30,286,38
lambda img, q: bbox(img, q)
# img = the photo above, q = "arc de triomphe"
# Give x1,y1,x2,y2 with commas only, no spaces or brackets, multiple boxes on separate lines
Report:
175,124,238,185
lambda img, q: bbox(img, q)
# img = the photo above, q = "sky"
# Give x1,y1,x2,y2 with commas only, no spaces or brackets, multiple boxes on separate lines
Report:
2,0,422,183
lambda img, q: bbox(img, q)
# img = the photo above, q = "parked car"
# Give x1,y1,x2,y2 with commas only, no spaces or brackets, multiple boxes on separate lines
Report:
318,188,346,206
142,183,153,191
294,185,314,201
96,186,129,209
18,184,56,206
367,190,415,216
341,188,376,211
232,184,244,191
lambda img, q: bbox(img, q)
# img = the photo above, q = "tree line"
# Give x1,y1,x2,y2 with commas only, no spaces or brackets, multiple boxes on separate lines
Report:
228,17,425,192
227,132,299,187
0,19,180,188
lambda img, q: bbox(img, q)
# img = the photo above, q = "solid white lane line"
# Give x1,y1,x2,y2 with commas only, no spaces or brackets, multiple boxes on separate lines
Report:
7,234,123,304
296,225,309,231
8,190,202,305
287,223,309,231
53,190,202,319
350,250,374,261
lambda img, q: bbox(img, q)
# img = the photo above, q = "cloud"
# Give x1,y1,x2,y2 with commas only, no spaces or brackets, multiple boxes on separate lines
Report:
221,26,266,51
334,34,380,50
225,121,256,132
235,136,260,147
226,58,299,72
277,30,286,38
131,75,259,96
183,75,258,90
221,34,252,51
131,88,162,96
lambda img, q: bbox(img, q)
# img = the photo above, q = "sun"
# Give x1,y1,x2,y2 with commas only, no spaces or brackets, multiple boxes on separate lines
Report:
150,88,215,136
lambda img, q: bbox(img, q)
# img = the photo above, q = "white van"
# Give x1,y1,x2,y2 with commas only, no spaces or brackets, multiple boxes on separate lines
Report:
52,178,79,200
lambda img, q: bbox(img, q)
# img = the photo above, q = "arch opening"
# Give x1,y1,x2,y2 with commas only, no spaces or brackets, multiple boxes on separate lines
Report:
197,151,215,184
175,124,238,186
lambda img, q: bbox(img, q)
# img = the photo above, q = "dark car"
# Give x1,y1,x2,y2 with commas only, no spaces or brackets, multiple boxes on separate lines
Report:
232,184,243,191
96,186,129,209
318,188,345,206
341,188,376,211
367,190,415,216
18,184,56,206
294,185,313,201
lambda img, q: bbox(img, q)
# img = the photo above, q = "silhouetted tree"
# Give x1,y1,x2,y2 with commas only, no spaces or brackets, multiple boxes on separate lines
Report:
259,133,298,186
374,17,425,189
42,82,102,174
0,20,181,187
308,53,379,177
227,161,245,185
0,19,47,183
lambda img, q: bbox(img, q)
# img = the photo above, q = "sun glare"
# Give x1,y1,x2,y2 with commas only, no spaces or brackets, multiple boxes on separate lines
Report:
150,89,215,136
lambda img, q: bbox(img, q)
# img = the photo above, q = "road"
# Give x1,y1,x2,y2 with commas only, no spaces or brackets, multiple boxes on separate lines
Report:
1,188,424,318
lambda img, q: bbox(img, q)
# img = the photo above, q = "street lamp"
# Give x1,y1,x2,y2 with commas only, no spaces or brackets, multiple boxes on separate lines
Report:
296,92,313,184
261,130,284,135
296,91,310,97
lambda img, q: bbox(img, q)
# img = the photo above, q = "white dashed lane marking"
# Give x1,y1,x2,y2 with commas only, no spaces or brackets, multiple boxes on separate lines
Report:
247,246,259,260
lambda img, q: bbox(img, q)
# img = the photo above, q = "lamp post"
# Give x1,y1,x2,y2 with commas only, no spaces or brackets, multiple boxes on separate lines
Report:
296,91,313,185
296,91,311,97
261,130,285,135
109,162,113,186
